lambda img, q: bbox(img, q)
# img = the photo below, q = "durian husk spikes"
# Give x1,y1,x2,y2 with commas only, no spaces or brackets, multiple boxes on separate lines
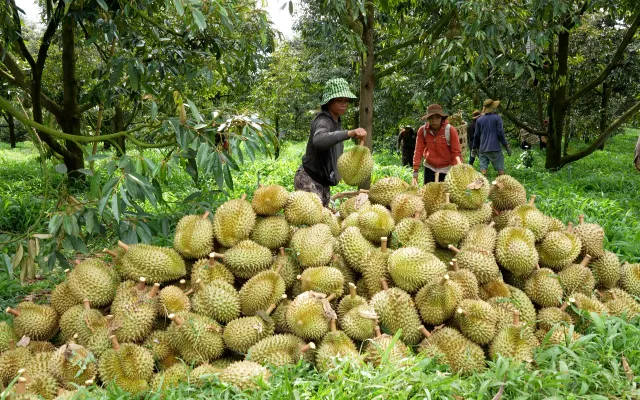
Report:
6,307,19,317
348,282,357,299
109,335,120,351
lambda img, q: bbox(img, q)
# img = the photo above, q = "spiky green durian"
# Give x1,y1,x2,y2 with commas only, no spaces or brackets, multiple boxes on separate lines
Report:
340,304,377,341
7,302,58,341
619,262,640,297
59,300,106,344
157,285,190,318
495,224,538,277
271,298,291,334
191,280,240,323
166,312,225,365
23,372,59,400
142,330,180,371
448,259,480,299
0,321,17,353
454,299,498,345
524,266,563,307
67,259,118,307
212,240,272,279
369,177,410,207
213,195,256,247
427,194,470,247
489,311,538,364
568,293,608,318
461,222,497,252
390,215,435,253
358,205,395,244
223,303,278,354
338,143,373,186
337,283,367,320
572,214,605,259
479,280,511,301
49,343,96,390
488,175,527,211
284,191,324,226
433,246,456,264
315,320,360,372
537,302,574,333
286,291,335,341
361,238,392,296
246,334,315,367
218,360,270,390
322,208,341,237
388,247,447,293
363,326,411,367
110,279,159,343
328,253,356,296
0,345,31,386
599,288,640,319
116,242,186,283
151,363,189,391
174,212,214,259
290,224,334,268
459,203,493,227
511,197,549,241
448,245,500,285
338,192,370,219
390,193,425,222
370,281,422,345
422,177,447,216
591,251,621,289
50,271,80,316
537,223,582,271
190,258,234,286
239,267,286,316
417,326,486,375
98,336,154,394
445,164,490,210
250,216,291,250
493,209,515,231
252,184,289,215
415,274,463,325
299,267,344,298
272,248,302,290
557,255,595,295
338,227,374,272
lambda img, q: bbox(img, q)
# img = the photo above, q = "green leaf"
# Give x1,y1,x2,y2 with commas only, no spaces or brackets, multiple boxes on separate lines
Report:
111,193,120,223
186,99,203,123
90,169,102,198
63,215,76,236
77,168,94,176
150,101,158,121
173,0,184,16
48,214,63,236
86,153,110,162
223,164,234,191
69,236,89,254
55,164,68,174
85,210,95,233
192,8,207,30
128,63,139,91
96,0,108,10
288,0,293,15
2,254,13,276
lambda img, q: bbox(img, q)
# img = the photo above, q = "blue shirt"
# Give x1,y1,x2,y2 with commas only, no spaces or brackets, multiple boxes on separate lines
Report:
473,113,508,152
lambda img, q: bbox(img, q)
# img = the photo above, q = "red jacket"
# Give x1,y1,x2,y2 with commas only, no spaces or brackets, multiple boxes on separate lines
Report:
412,121,462,171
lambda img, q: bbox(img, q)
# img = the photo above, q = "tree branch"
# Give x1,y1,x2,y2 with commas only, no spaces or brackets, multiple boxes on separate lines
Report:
374,52,417,80
78,19,109,63
479,82,547,136
343,0,363,36
564,1,591,30
130,6,185,38
560,99,640,165
0,59,63,117
8,0,36,69
567,7,640,104
34,0,65,73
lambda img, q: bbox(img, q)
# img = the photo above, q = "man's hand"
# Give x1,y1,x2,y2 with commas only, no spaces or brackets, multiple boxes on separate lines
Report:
505,144,512,157
348,128,367,140
471,149,478,157
412,171,419,186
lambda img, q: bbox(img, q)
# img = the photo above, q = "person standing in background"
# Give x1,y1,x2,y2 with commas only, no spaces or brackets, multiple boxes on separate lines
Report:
467,110,481,165
397,126,417,167
472,99,512,176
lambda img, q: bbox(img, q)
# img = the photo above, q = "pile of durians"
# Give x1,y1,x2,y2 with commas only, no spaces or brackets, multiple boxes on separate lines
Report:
1,153,640,399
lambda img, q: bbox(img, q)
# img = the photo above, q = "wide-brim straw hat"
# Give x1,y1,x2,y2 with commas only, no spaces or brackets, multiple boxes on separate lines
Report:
482,99,500,113
472,110,481,119
321,78,357,105
420,104,449,121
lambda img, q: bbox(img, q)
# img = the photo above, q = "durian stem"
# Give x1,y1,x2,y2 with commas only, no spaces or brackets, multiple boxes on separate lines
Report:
512,310,520,325
447,244,461,254
359,189,369,194
197,280,205,292
608,290,618,301
492,207,501,217
380,237,388,253
380,279,389,291
279,247,286,257
202,211,210,219
240,194,247,201
348,283,357,299
117,241,129,251
73,259,81,266
419,325,431,338
488,221,496,228
330,319,337,332
492,180,503,189
435,172,440,183
439,274,450,285
566,222,574,233
64,268,71,275
265,302,279,315
578,214,585,225
168,313,184,326
579,254,592,268
359,139,365,146
535,263,541,270
71,334,79,344
8,340,15,350
209,252,225,260
528,195,537,205
513,217,522,228
83,299,91,310
274,263,284,275
449,259,459,271
413,212,422,220
5,307,19,317
300,342,315,353
103,249,118,257
109,335,120,350
136,278,146,291
147,283,161,299
16,377,27,394
374,325,382,338
457,308,469,317
326,293,336,302
179,279,187,290
444,193,450,203
85,379,94,386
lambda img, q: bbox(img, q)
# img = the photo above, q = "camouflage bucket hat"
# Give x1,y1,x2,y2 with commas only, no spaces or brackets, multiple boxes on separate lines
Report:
321,78,357,105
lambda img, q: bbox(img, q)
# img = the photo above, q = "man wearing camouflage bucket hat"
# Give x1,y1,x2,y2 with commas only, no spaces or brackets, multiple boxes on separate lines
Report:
294,78,367,206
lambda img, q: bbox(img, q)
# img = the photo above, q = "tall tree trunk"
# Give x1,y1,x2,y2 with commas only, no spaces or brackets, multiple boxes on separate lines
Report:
545,30,569,170
274,113,280,158
536,86,544,128
598,81,609,150
358,2,375,189
7,113,16,148
60,15,84,178
115,104,126,155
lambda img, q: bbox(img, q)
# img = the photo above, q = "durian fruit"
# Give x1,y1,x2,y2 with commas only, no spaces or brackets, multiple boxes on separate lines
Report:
504,285,537,327
338,227,374,272
111,279,159,343
98,336,154,394
537,303,574,334
21,370,59,400
493,209,515,231
415,274,463,325
454,299,498,345
557,254,595,295
338,192,370,219
417,326,485,375
489,311,538,364
49,342,97,390
284,191,324,226
537,223,582,271
495,222,538,277
239,267,286,316
368,177,410,207
59,299,106,344
448,259,480,299
568,293,608,318
166,313,224,364
213,194,256,247
572,214,605,259
115,242,186,283
337,283,367,319
315,320,360,373
388,247,447,293
157,284,191,317
422,173,447,216
191,280,241,323
370,279,423,345
50,270,80,316
459,202,493,227
547,217,566,232
479,280,511,301
340,304,377,341
246,334,315,367
250,216,291,250
489,175,527,211
66,259,118,308
511,196,550,241
6,303,58,341
223,300,280,354
445,164,490,210
433,246,456,264
322,208,342,237
329,254,356,296
191,258,234,286
448,245,500,285
338,141,374,186
219,360,270,390
390,213,435,253
363,325,411,367
390,193,425,222
620,262,640,297
142,330,180,370
286,291,335,341
299,267,344,298
84,322,112,360
358,205,395,243
0,343,31,386
0,321,17,353
151,363,189,391
24,341,56,354
290,224,334,268
174,212,214,259
210,240,272,279
524,265,563,307
591,251,621,289
271,297,291,334
190,362,224,387
273,248,302,290
427,194,470,247
461,221,496,252
598,288,640,319
361,237,392,295
252,184,289,216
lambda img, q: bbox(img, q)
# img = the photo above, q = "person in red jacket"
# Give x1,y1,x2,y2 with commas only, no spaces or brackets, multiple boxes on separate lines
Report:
412,104,462,184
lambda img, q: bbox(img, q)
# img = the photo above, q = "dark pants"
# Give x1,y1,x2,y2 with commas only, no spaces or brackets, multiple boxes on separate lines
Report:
424,168,446,184
469,155,476,165
401,149,414,167
294,166,331,207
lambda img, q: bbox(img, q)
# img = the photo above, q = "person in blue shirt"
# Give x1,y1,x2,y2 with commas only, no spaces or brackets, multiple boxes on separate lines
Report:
471,99,512,175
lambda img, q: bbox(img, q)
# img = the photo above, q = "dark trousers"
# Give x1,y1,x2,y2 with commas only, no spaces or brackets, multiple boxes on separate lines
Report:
402,149,414,167
424,168,446,184
469,155,476,165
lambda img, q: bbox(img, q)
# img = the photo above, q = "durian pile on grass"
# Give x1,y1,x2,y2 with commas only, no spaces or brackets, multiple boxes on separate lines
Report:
3,166,640,397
